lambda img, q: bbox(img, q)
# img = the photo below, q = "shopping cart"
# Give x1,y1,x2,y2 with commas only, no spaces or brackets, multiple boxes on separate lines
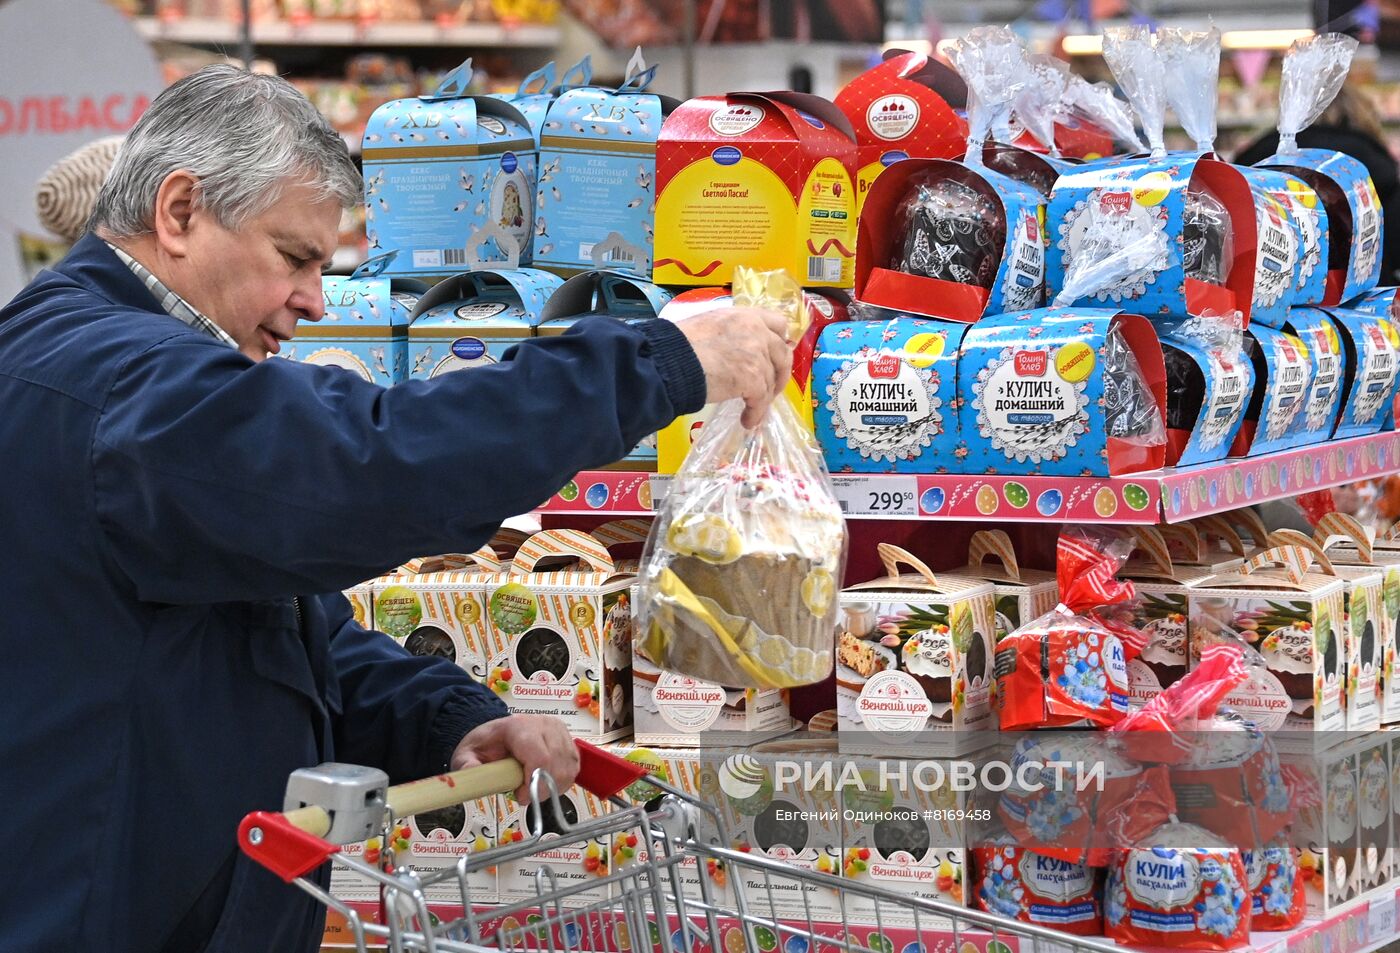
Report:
239,740,1122,953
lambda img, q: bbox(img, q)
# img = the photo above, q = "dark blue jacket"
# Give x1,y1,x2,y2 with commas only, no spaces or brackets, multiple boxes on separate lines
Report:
0,234,704,953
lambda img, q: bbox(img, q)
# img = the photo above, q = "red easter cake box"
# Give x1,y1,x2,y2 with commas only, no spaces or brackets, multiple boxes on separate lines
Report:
834,50,968,214
654,92,857,288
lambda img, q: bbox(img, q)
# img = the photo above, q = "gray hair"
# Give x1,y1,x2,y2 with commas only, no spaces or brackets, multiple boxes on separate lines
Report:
90,64,360,237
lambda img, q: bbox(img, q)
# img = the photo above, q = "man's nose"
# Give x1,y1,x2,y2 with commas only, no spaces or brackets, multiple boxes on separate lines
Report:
292,275,326,322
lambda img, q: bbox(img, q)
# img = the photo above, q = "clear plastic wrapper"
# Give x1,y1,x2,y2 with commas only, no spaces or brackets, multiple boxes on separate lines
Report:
1052,196,1170,308
1013,54,1070,157
1277,33,1360,155
1158,26,1222,154
1063,74,1145,154
892,174,1002,288
994,530,1142,730
945,26,1028,167
1103,327,1170,448
1102,25,1168,157
1183,184,1233,284
636,268,848,689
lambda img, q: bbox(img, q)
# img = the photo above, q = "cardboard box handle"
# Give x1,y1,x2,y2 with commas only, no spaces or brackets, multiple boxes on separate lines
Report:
1193,515,1246,557
516,61,557,97
351,250,397,280
1224,507,1269,547
464,222,521,271
1266,530,1337,576
1312,512,1374,563
593,518,654,547
560,55,594,90
512,529,616,575
1128,526,1175,577
422,58,475,103
877,543,938,586
1240,544,1313,585
967,529,1020,581
1158,523,1204,565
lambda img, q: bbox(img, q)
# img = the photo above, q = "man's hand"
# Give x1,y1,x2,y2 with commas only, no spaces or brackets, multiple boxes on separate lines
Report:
675,307,793,428
450,714,580,803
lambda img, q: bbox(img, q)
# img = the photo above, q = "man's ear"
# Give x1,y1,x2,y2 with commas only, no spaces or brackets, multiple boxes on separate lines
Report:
152,170,201,258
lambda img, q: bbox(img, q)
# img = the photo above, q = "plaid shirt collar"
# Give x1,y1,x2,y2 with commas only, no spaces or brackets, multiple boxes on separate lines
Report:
106,242,238,350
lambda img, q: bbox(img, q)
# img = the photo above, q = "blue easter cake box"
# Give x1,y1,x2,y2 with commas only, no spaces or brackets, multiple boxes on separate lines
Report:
1322,307,1400,438
1232,323,1315,456
854,158,1047,323
955,307,1168,477
1255,148,1383,303
812,313,966,474
1232,168,1305,329
293,251,427,385
1341,287,1400,429
363,60,537,279
406,268,563,381
536,270,674,469
534,62,679,278
980,142,1077,202
1154,316,1255,467
1288,307,1349,445
488,57,592,146
1266,173,1331,307
1047,155,1259,322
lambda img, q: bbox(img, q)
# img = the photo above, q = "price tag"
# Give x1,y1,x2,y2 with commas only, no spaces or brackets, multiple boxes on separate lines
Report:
1369,892,1396,947
648,475,672,506
830,476,919,517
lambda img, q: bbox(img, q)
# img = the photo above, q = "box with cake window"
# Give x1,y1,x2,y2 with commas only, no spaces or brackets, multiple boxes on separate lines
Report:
1316,517,1400,724
956,530,1058,642
955,307,1169,477
1188,544,1347,732
1355,732,1391,893
1120,527,1218,709
1154,315,1255,467
296,252,427,385
344,580,374,631
371,550,505,685
363,60,537,279
839,754,970,928
495,779,613,908
811,311,965,475
1230,323,1316,457
713,737,844,922
606,745,737,909
836,545,995,753
483,523,649,741
407,268,563,381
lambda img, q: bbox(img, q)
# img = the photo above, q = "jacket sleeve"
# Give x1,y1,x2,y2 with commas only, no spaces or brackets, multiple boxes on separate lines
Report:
322,592,507,781
92,318,703,605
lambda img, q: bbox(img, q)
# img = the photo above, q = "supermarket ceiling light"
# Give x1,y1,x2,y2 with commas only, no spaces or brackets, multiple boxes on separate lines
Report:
1059,27,1312,55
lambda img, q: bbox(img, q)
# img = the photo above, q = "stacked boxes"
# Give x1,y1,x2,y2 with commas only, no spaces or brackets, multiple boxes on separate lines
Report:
484,523,648,741
371,549,504,684
1121,527,1214,708
956,529,1059,641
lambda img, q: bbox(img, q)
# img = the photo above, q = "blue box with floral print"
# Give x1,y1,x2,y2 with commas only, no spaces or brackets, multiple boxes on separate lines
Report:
363,60,538,279
1046,155,1259,322
812,312,966,474
954,308,1167,477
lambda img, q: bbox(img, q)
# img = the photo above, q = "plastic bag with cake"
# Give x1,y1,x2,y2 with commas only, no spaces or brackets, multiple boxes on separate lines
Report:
1105,818,1253,949
637,268,848,690
994,530,1145,730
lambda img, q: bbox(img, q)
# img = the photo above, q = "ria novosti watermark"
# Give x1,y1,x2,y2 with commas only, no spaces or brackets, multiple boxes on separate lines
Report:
717,753,1107,801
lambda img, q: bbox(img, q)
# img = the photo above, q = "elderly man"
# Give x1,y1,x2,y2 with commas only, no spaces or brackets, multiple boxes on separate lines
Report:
0,65,790,953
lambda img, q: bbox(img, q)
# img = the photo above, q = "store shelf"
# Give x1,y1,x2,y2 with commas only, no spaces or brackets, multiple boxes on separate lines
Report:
132,15,560,48
536,432,1400,523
